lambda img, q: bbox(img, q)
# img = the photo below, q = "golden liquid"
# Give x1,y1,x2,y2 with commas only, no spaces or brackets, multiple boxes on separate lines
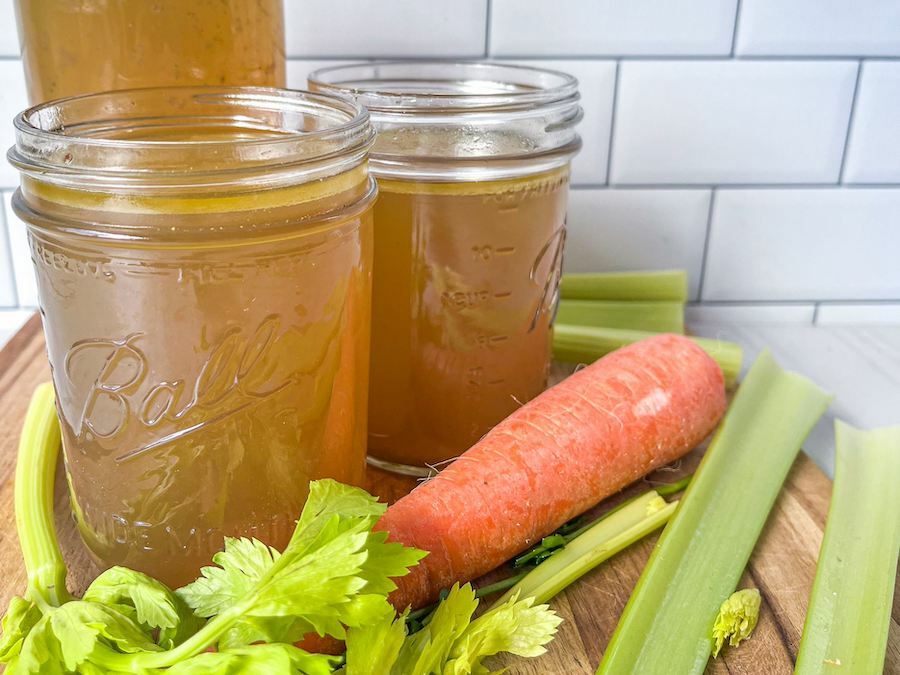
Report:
23,165,372,587
368,169,569,469
15,0,285,104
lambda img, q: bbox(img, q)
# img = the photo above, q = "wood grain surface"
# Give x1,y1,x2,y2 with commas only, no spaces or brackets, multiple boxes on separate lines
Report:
0,314,897,674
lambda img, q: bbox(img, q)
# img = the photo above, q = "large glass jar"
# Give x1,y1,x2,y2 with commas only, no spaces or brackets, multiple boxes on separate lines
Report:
8,87,376,586
14,0,286,104
309,62,582,475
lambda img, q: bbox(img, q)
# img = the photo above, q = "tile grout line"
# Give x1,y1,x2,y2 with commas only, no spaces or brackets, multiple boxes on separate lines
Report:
427,54,892,62
603,61,621,184
696,189,717,302
282,54,900,63
730,0,743,57
837,60,863,184
572,182,900,190
812,303,821,325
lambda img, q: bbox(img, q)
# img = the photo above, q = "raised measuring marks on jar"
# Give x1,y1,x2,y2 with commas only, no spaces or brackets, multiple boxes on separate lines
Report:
31,239,114,281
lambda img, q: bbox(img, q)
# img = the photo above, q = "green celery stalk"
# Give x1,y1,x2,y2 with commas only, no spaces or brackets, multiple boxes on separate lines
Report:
553,323,742,387
492,491,676,609
15,382,70,609
556,300,685,334
794,421,900,675
597,351,830,675
559,270,689,302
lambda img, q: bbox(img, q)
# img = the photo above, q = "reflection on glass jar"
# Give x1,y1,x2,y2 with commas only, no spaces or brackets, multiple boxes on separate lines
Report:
14,0,286,104
9,88,375,586
310,62,582,474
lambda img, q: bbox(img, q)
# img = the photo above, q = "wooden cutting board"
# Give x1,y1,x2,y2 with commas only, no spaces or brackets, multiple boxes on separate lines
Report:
0,314,897,674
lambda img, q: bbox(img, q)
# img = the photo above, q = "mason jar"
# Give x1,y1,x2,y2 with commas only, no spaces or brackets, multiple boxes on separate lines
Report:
8,87,376,586
309,62,582,475
14,0,286,104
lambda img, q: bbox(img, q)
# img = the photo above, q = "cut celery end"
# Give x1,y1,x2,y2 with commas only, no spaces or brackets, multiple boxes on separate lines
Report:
552,324,742,388
492,492,676,610
559,270,689,302
556,300,685,334
794,421,900,675
596,351,831,675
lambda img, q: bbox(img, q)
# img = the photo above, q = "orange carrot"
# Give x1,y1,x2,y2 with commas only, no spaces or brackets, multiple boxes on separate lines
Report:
376,333,726,611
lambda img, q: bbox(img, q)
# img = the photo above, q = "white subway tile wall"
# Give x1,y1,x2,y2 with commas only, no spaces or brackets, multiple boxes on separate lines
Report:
565,189,711,300
705,189,900,301
816,303,900,324
2,191,36,308
842,61,900,183
610,61,858,184
736,0,900,56
284,0,488,57
490,0,738,57
686,303,817,324
0,0,896,327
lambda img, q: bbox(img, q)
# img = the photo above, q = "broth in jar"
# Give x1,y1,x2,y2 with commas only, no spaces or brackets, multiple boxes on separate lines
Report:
15,0,285,104
370,170,568,467
310,62,582,474
10,89,375,586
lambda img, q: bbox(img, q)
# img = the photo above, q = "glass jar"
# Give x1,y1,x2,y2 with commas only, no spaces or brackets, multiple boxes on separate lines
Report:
14,0,286,104
8,87,376,586
309,62,582,475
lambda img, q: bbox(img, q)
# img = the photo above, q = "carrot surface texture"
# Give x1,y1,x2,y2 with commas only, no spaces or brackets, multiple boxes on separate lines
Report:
376,333,727,611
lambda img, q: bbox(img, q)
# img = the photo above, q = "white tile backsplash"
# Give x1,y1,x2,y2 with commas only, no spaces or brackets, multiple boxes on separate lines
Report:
610,61,858,185
0,60,28,188
842,62,900,184
0,3,897,329
503,60,616,185
285,59,356,89
704,188,900,301
490,0,736,56
0,0,20,57
284,0,487,57
0,198,15,307
564,189,711,300
816,303,900,324
2,191,36,308
736,0,900,56
687,303,817,324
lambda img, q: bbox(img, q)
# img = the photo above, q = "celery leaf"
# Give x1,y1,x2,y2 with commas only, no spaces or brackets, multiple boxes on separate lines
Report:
177,537,281,618
344,608,408,675
0,596,41,662
445,592,562,671
178,481,425,645
84,567,181,631
345,584,561,675
163,643,340,674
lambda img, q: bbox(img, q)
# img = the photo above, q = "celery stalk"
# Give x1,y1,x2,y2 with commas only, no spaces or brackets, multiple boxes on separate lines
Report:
559,270,688,302
492,491,676,609
794,421,900,675
597,351,830,675
553,323,742,387
15,382,70,609
556,300,685,334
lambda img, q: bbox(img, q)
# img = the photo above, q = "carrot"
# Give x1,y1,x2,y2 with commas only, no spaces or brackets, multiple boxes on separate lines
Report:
376,333,727,611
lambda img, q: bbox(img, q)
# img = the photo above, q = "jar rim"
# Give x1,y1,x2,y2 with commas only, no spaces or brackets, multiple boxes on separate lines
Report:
8,86,375,190
308,61,580,113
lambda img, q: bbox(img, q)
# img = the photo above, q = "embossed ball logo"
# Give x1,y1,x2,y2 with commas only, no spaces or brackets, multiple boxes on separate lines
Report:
63,315,292,461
